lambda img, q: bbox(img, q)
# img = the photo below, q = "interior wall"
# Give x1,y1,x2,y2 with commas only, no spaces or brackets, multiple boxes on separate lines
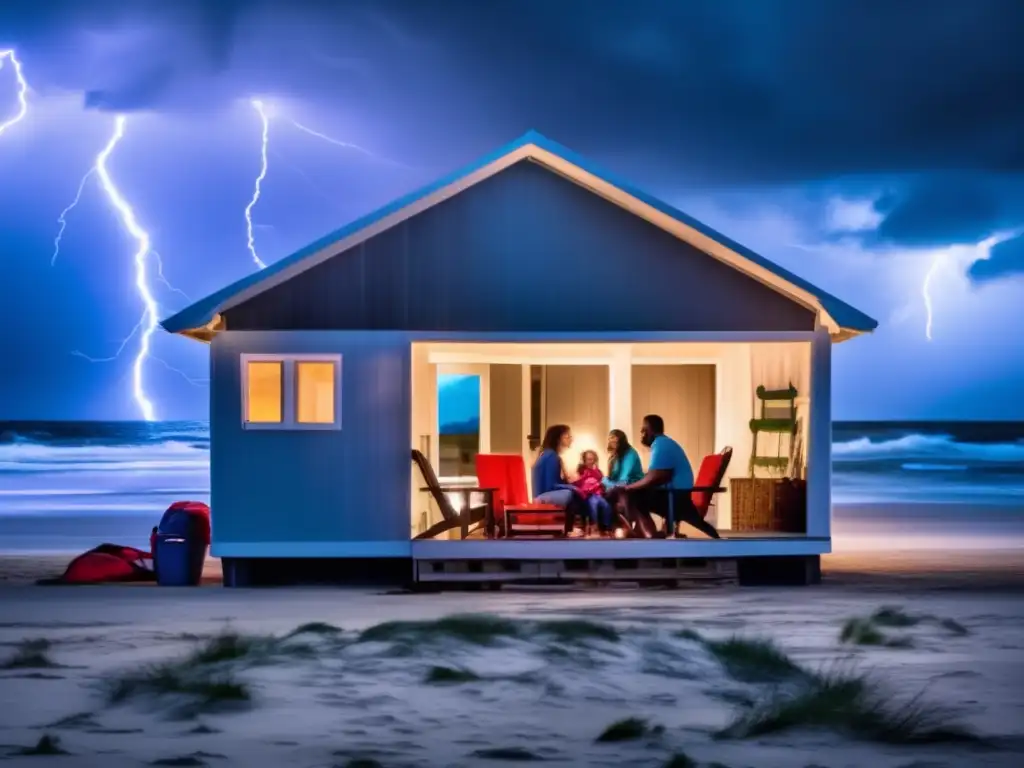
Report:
543,365,610,460
489,364,523,454
749,342,812,478
631,365,716,472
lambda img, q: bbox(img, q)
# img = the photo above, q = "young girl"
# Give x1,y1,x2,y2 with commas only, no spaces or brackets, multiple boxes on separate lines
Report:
570,450,614,537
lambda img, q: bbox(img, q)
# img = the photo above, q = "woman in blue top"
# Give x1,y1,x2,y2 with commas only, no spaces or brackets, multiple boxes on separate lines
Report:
531,424,585,532
602,429,645,490
602,429,645,535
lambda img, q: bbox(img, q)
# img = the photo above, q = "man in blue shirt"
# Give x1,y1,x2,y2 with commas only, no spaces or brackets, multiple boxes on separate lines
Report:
619,414,721,539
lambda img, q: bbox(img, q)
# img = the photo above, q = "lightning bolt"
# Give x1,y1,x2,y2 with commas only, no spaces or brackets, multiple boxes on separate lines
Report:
245,99,269,270
51,169,95,265
287,118,410,169
0,49,29,137
93,116,159,422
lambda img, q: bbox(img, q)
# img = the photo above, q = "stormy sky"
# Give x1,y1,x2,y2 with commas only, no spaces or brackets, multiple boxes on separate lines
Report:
1,0,1022,421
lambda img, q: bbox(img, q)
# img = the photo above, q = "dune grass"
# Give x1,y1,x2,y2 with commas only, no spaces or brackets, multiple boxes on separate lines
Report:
839,618,914,648
869,606,921,628
672,628,704,642
424,665,480,685
106,662,251,717
535,619,620,644
358,614,521,646
840,605,969,647
356,613,620,651
11,734,69,756
1,638,57,670
596,717,664,743
938,617,970,636
703,636,808,684
105,631,269,717
718,669,980,745
285,621,342,638
471,746,546,761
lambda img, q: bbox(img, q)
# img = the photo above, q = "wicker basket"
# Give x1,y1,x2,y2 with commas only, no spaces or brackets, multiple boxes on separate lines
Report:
730,478,806,533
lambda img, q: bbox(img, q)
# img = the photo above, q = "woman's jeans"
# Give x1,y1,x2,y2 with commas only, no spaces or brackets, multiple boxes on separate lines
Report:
534,487,585,532
586,495,613,531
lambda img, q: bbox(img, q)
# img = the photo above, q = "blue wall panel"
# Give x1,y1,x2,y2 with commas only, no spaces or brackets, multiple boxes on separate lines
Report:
225,160,815,333
209,331,410,556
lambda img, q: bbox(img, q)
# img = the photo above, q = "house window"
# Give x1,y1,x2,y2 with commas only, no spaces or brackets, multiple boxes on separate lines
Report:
297,361,336,424
245,361,283,423
241,354,342,430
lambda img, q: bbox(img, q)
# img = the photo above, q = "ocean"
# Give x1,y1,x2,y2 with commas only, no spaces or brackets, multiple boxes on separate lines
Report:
0,420,1022,553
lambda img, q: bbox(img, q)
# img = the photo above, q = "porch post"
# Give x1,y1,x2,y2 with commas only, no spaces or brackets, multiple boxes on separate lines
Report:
806,327,832,539
608,347,633,444
521,364,533,497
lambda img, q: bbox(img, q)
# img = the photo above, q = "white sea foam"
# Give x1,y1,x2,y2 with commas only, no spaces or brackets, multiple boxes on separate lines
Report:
834,433,1024,463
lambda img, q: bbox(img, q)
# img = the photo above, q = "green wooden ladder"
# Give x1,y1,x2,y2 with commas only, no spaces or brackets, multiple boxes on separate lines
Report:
748,383,798,476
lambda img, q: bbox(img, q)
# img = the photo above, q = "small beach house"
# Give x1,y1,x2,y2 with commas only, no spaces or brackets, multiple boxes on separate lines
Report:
162,131,876,587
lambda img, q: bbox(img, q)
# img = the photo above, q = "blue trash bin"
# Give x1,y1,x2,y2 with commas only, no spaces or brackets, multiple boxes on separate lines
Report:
155,508,207,586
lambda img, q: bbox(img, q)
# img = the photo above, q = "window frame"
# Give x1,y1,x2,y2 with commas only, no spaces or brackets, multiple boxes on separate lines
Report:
241,353,343,431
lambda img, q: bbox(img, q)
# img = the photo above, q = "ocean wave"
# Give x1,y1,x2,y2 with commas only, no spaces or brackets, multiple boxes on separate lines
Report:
0,487,210,497
0,422,209,448
833,433,1024,463
0,439,209,472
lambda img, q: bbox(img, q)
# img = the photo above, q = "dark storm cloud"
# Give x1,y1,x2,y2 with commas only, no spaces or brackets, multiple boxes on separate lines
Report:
870,181,1006,247
968,234,1024,284
4,0,1023,183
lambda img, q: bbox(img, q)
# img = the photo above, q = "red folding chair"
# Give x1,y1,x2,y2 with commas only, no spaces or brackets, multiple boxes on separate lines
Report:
475,454,566,538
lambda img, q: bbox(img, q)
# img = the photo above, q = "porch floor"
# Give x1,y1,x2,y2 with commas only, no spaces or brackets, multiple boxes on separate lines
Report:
412,534,829,562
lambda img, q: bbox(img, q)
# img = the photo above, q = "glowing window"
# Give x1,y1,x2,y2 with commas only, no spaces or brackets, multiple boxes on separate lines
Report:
245,361,283,423
297,361,336,424
240,354,342,430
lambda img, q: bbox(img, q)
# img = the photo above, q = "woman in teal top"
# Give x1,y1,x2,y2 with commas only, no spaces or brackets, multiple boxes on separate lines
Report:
602,429,645,490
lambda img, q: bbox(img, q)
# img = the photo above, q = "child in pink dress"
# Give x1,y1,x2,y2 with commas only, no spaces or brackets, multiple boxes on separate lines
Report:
570,450,610,537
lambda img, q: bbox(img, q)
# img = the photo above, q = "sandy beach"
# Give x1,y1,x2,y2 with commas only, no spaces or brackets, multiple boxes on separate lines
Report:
1,548,1022,767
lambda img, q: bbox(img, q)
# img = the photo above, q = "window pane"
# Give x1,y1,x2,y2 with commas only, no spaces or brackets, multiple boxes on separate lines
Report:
297,361,336,424
437,373,480,476
246,361,282,423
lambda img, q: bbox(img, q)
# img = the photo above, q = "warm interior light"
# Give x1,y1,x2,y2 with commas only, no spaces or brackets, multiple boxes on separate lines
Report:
296,361,335,423
246,361,282,423
614,527,627,539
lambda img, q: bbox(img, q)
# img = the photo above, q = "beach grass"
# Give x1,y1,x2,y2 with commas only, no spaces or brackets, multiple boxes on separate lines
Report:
596,717,664,743
11,734,68,756
839,605,969,647
285,621,343,637
703,636,808,683
839,618,914,648
1,638,57,670
424,665,480,684
357,614,522,646
356,613,620,649
470,746,546,761
106,662,251,717
718,668,979,744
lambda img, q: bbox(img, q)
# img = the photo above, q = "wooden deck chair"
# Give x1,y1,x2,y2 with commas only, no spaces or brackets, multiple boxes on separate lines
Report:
411,450,496,540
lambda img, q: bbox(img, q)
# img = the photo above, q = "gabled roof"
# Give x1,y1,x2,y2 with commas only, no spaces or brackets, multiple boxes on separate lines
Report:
162,130,877,341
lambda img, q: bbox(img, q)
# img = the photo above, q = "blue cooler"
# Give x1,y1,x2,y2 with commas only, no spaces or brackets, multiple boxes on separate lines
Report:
155,508,208,586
